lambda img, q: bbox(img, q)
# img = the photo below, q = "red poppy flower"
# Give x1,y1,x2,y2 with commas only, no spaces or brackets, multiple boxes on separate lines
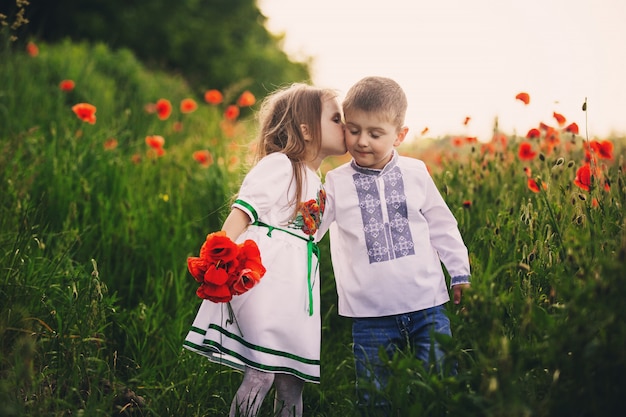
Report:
188,232,266,302
544,127,560,148
193,150,213,167
59,80,75,92
71,103,97,124
237,91,256,107
462,200,472,208
590,140,614,160
103,138,118,150
518,142,537,160
203,262,233,286
574,164,592,191
187,257,208,283
224,105,240,121
565,122,579,135
515,92,530,105
539,122,551,131
204,89,224,105
145,135,165,149
231,240,266,295
196,281,233,303
526,128,541,139
199,231,239,264
553,112,566,126
527,178,540,193
180,98,198,113
156,98,172,120
26,41,39,57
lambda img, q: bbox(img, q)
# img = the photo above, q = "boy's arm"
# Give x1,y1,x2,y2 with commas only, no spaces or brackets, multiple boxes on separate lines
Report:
420,171,471,291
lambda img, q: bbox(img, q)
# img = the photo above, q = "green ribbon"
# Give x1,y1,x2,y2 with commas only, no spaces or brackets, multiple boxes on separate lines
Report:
253,220,319,316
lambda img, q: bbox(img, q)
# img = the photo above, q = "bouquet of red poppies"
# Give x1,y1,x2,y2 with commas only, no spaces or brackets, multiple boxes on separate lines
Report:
187,231,266,303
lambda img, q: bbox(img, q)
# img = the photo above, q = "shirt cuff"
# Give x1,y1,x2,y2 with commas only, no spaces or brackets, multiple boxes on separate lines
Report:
450,275,471,287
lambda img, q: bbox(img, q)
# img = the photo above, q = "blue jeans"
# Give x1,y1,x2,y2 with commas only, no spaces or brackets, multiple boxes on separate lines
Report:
351,304,453,413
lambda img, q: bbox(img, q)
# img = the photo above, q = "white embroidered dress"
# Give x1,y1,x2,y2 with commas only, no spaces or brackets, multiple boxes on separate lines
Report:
184,152,324,383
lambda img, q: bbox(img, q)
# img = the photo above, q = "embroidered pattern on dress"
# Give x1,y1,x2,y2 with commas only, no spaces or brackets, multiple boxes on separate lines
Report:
353,166,414,263
289,187,326,236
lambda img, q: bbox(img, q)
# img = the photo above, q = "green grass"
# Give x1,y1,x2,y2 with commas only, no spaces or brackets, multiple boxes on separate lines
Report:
1,38,625,416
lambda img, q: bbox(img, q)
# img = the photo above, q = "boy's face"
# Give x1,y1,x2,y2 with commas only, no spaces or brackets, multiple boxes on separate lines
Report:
344,109,407,170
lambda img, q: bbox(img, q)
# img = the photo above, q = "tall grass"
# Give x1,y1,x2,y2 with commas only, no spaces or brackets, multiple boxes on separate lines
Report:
1,38,625,416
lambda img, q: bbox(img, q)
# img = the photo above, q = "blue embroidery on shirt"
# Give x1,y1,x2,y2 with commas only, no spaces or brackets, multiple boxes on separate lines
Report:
353,166,414,263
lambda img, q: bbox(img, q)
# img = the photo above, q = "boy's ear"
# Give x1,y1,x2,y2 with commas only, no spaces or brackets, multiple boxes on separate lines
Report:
393,126,409,147
300,124,312,141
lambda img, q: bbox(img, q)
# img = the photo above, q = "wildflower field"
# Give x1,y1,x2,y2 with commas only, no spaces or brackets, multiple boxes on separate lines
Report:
1,40,625,417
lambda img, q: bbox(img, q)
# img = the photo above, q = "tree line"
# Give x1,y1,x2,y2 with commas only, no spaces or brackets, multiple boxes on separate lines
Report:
1,0,311,99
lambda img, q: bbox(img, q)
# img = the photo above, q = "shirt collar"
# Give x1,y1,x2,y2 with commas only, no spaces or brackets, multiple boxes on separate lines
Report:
350,150,398,176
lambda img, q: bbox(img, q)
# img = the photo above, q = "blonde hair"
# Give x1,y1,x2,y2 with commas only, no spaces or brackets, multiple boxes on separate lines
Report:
342,76,407,129
254,83,336,218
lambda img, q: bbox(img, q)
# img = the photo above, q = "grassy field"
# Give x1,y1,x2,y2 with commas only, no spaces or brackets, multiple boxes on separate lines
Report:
1,39,625,416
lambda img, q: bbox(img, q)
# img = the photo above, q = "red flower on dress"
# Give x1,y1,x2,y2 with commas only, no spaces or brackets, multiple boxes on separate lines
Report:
204,89,224,105
515,92,530,105
518,142,537,160
72,103,97,124
156,98,172,120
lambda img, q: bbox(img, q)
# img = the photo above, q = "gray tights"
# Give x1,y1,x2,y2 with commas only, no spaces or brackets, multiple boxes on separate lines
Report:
229,367,304,417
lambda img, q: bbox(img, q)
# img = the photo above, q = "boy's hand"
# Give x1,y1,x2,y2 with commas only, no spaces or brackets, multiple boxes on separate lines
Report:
452,283,470,304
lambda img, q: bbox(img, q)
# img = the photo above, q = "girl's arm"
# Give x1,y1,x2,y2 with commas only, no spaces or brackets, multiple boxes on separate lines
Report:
221,208,250,242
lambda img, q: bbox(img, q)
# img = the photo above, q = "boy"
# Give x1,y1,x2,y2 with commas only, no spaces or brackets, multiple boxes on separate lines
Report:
318,76,471,413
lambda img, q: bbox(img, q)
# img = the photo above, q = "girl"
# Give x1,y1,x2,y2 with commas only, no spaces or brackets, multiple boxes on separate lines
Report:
184,83,346,417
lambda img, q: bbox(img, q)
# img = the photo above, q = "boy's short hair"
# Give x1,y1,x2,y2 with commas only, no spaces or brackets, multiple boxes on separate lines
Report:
342,76,407,129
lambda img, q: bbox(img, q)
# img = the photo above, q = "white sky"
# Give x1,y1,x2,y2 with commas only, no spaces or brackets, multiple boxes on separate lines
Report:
258,0,626,141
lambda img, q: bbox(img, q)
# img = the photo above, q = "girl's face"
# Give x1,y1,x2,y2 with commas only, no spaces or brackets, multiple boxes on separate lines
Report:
344,109,407,170
314,95,346,161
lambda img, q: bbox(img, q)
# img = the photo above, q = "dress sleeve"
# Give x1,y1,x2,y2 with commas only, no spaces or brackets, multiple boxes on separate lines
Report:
232,153,294,223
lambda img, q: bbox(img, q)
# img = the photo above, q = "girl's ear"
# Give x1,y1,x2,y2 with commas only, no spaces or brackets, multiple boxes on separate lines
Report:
300,124,312,141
